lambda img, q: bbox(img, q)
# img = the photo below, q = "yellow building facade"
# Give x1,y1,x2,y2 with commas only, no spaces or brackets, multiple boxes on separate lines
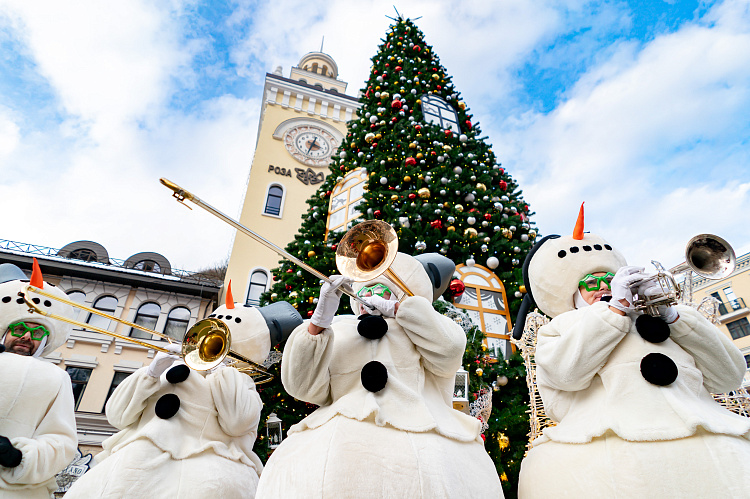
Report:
224,52,360,304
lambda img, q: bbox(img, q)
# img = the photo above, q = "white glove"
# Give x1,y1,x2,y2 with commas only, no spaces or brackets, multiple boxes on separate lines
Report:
361,295,398,318
310,276,353,329
147,343,181,378
609,266,646,313
638,282,679,323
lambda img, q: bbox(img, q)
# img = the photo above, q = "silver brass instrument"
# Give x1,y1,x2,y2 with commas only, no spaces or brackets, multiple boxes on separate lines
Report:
159,178,415,301
22,285,274,383
632,234,735,316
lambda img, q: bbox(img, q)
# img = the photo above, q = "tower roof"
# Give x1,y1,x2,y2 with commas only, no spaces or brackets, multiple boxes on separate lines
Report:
297,52,338,79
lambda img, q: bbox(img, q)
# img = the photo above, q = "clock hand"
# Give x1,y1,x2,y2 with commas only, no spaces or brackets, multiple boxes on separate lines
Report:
307,137,318,154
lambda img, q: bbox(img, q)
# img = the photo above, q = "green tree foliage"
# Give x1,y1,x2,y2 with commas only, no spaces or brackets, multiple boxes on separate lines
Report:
254,16,535,496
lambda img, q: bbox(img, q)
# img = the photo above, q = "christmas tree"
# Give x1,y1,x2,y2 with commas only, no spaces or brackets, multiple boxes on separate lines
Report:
255,15,535,497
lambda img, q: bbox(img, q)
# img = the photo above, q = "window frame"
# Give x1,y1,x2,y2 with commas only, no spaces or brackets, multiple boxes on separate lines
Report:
263,183,286,218
727,317,750,340
163,306,191,341
130,302,162,340
87,295,118,331
245,268,270,307
66,366,93,411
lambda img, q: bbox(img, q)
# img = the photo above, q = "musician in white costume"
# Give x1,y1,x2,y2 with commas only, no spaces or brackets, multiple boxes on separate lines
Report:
257,252,503,499
515,206,750,498
0,262,77,499
65,297,301,499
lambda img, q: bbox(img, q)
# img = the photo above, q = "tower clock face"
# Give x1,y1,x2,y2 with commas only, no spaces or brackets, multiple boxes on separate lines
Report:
283,124,337,167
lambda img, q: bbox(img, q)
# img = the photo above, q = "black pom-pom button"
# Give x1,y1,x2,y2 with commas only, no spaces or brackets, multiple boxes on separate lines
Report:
361,361,388,393
166,365,190,384
640,353,678,386
357,315,388,340
155,394,181,419
636,314,670,343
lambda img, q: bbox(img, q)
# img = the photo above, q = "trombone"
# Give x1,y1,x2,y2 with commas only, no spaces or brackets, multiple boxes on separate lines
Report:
159,178,414,301
22,285,274,384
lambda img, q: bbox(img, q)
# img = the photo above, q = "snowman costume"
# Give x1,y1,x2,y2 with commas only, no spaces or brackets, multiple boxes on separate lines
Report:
64,300,301,499
0,263,77,499
256,253,503,499
515,210,750,498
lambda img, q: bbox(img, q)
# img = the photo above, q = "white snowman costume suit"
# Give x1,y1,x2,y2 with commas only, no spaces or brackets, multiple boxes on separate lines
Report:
256,252,503,499
64,300,302,499
0,263,77,499
515,217,750,498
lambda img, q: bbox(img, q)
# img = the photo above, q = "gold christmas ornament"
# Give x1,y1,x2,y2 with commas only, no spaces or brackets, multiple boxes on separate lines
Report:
519,285,527,294
418,187,431,199
458,102,466,110
447,226,455,232
416,152,423,159
409,142,417,149
464,228,478,238
476,368,483,376
289,291,298,299
307,250,316,258
381,92,390,100
308,296,314,304
391,194,399,201
476,183,487,192
270,293,278,300
498,434,510,450
455,204,464,212
403,175,411,183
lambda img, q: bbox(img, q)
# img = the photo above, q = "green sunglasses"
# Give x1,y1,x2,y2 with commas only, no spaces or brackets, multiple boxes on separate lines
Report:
578,273,615,292
8,322,50,341
356,283,393,299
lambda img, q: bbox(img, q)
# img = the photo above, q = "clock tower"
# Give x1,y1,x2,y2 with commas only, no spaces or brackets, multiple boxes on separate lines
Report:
224,52,360,305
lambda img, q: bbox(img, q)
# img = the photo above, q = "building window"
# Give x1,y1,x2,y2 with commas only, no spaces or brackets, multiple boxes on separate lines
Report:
325,167,367,240
134,260,161,273
246,270,269,307
164,307,191,341
312,62,318,73
66,291,86,322
87,296,118,331
420,94,460,134
102,371,131,412
745,354,750,368
131,302,161,340
66,367,92,410
264,185,284,216
727,318,750,340
68,248,98,262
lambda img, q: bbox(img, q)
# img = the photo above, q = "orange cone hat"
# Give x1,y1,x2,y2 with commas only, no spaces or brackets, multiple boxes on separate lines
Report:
572,202,585,240
31,258,44,289
225,280,235,309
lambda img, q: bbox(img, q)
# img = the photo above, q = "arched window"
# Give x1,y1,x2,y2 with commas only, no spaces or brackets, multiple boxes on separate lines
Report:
131,302,161,340
312,62,318,73
322,65,328,76
420,94,461,135
299,78,307,84
164,307,191,341
69,248,98,262
66,291,86,322
326,168,367,240
87,295,118,331
314,83,323,90
245,270,269,307
264,185,284,217
134,260,161,273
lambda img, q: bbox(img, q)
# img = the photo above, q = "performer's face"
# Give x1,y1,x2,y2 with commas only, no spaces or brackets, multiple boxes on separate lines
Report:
357,283,394,315
578,272,614,305
4,321,45,356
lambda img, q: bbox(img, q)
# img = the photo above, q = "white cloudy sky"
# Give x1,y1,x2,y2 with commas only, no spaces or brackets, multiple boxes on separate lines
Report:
1,0,749,274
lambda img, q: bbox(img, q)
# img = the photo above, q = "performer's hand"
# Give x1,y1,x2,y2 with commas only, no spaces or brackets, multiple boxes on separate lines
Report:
638,282,679,323
361,295,398,318
310,275,352,329
147,343,181,378
609,266,646,314
0,435,22,468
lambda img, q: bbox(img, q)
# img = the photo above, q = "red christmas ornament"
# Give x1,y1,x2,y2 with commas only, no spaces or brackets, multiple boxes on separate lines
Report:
391,100,402,109
372,143,378,148
430,219,443,229
286,269,293,273
484,213,492,220
408,193,417,200
499,180,507,191
405,157,417,166
498,168,504,175
413,45,421,51
465,120,472,128
436,85,441,90
395,66,402,72
307,310,313,318
285,285,292,290
449,279,465,297
415,125,421,131
445,130,452,137
374,210,382,218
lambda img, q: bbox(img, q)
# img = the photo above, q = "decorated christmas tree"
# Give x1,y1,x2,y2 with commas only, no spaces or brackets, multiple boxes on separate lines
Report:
255,14,535,497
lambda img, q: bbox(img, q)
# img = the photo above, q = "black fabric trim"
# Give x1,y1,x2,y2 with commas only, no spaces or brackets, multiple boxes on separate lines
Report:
640,353,678,386
635,314,670,343
358,315,388,340
361,361,388,392
166,364,190,384
155,393,181,419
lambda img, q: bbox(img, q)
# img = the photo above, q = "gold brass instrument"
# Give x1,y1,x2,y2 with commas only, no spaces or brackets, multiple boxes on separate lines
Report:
22,285,274,384
632,234,736,316
160,178,414,302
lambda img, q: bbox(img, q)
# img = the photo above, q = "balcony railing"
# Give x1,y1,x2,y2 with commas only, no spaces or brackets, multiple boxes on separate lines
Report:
718,298,747,316
0,239,222,288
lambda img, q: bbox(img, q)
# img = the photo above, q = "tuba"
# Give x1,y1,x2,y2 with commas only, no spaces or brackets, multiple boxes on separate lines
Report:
632,234,735,316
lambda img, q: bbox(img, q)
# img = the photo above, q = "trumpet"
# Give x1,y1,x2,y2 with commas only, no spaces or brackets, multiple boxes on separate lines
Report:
159,178,414,302
22,285,274,384
631,234,735,316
